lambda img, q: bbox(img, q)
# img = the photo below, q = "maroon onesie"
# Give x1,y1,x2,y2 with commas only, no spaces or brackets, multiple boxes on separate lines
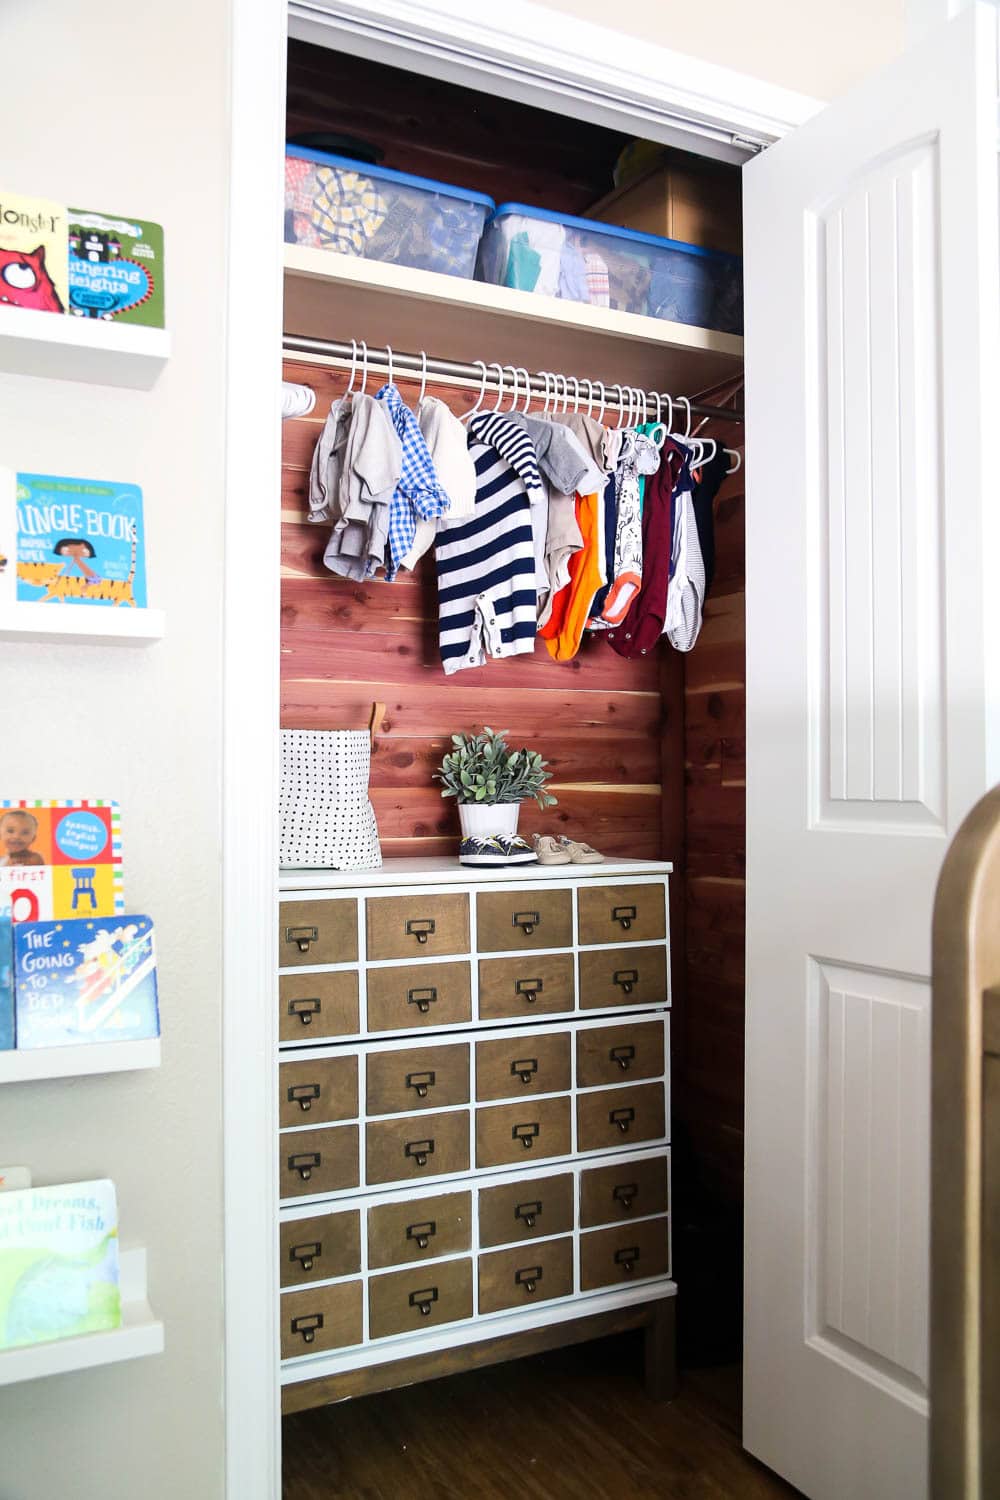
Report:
607,439,684,659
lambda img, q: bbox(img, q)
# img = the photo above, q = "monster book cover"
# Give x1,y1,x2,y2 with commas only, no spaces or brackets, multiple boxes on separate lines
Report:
0,193,68,315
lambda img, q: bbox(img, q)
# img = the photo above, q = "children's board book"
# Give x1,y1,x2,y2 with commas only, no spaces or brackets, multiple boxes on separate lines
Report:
0,1180,121,1349
68,209,165,327
14,914,158,1049
0,890,12,1052
13,473,146,608
0,800,123,923
0,192,69,314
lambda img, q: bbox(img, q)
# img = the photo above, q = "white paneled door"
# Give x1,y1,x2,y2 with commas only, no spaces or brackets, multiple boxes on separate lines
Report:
742,5,1000,1497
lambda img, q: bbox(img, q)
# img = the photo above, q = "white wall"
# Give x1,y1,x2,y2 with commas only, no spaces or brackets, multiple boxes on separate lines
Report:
0,2,230,1498
540,0,905,99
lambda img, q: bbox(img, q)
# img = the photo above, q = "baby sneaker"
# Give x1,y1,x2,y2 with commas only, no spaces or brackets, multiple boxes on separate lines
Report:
532,834,572,866
555,836,604,864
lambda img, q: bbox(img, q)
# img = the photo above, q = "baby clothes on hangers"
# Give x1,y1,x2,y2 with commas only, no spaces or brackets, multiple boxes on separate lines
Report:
376,383,450,581
321,393,402,581
601,430,661,626
607,438,687,659
663,444,707,652
586,472,619,630
691,446,729,602
400,397,477,570
308,395,351,523
509,412,603,618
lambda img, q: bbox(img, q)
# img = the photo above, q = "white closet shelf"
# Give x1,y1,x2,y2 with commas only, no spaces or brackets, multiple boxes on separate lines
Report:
0,1249,163,1385
0,306,169,389
0,603,165,645
0,1039,161,1084
283,246,743,394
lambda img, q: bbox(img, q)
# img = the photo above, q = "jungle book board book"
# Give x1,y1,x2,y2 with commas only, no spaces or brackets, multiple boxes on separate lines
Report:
0,192,69,315
0,800,124,923
14,914,159,1049
0,1180,121,1349
68,209,165,327
15,473,147,608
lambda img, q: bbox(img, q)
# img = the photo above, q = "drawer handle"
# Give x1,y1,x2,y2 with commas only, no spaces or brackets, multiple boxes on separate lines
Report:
406,1070,436,1099
612,906,637,932
613,970,639,995
515,977,542,1005
287,1082,321,1112
515,1199,542,1229
288,996,321,1026
615,1246,640,1273
288,1151,321,1182
290,1240,322,1272
512,1122,540,1150
405,917,436,945
613,1182,638,1211
609,1044,636,1072
510,1057,538,1085
513,909,540,936
406,1220,437,1251
405,1138,435,1168
515,1265,543,1295
291,1313,324,1345
285,924,319,955
407,986,438,1014
610,1107,635,1135
408,1287,439,1317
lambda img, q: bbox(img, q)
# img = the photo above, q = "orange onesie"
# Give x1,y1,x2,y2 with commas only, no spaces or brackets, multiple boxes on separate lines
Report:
538,487,605,662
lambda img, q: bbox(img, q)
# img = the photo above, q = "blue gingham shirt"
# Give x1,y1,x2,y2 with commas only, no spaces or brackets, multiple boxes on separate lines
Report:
375,384,449,580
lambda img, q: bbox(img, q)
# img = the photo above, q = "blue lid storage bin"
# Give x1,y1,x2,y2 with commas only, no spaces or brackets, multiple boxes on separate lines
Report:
475,203,743,335
284,147,495,280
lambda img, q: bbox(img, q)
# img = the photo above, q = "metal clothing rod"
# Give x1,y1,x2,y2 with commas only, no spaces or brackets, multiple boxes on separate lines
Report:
282,333,745,424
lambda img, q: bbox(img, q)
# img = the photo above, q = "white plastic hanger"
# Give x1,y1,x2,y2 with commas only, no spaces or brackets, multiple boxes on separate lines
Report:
594,381,607,425
517,367,532,413
417,351,428,406
584,379,595,419
359,340,369,395
344,338,359,394
461,359,489,422
489,362,505,413
385,345,394,390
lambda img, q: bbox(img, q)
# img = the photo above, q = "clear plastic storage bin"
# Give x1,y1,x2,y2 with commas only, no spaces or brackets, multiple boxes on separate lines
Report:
475,202,743,335
284,147,495,279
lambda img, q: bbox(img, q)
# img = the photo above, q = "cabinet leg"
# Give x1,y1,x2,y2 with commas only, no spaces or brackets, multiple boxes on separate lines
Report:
644,1297,678,1401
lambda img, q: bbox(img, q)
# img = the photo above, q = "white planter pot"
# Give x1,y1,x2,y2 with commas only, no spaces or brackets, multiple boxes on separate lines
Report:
458,801,520,840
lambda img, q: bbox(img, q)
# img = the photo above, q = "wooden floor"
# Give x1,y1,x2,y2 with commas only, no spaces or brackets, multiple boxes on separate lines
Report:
282,1334,802,1499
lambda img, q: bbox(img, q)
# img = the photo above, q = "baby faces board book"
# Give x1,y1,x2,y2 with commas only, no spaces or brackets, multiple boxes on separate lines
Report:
14,915,159,1049
0,470,147,609
0,800,124,924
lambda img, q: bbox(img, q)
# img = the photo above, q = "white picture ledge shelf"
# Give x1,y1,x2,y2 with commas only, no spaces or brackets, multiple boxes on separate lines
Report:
0,1248,163,1385
0,1038,161,1084
0,603,165,645
0,306,170,389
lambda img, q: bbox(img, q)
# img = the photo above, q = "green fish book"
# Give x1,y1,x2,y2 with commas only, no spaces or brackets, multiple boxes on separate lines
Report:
0,1179,121,1349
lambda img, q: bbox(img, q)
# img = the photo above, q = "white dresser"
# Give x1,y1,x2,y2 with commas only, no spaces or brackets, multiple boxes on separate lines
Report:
276,857,675,1410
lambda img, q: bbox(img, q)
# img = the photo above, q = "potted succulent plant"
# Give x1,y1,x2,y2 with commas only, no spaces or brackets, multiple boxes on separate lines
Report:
435,727,557,840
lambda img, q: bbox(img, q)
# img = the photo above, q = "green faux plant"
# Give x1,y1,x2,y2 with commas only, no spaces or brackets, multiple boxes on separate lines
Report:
435,727,557,809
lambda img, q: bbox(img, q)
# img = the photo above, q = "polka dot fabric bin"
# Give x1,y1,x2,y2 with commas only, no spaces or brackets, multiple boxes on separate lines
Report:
280,730,382,870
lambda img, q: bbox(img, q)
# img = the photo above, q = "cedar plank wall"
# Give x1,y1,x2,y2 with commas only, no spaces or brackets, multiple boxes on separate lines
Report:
280,358,676,864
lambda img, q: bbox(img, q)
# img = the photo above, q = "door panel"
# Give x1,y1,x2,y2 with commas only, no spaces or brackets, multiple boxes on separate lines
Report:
742,7,1000,1498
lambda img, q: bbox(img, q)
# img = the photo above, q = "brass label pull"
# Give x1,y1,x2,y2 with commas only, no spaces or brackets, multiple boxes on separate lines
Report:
612,1182,638,1211
613,970,639,995
406,1070,436,1099
513,910,540,936
408,1287,439,1317
285,924,318,954
291,1312,324,1344
290,1240,322,1272
515,1265,543,1295
512,1122,540,1150
288,1151,321,1182
614,1246,640,1273
609,1044,636,1072
406,1220,437,1251
405,1138,435,1167
288,996,321,1025
510,1057,538,1085
612,905,637,931
515,977,543,1004
610,1106,635,1134
287,1082,321,1111
515,1199,542,1228
405,917,436,945
407,986,438,1014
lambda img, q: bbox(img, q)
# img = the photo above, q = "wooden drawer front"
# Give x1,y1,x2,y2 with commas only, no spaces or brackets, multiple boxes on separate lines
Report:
475,1031,571,1102
576,1021,665,1090
579,1217,670,1291
577,1083,666,1154
366,1044,470,1115
279,898,358,968
366,961,472,1033
580,1156,669,1229
478,1173,574,1248
476,889,573,953
368,1191,472,1270
478,953,574,1022
475,1096,572,1169
280,1210,360,1287
280,1125,359,1200
279,1055,358,1128
578,946,667,1011
366,893,469,961
280,1280,362,1360
577,884,666,947
365,1110,470,1185
279,970,359,1042
369,1257,473,1340
478,1235,574,1315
